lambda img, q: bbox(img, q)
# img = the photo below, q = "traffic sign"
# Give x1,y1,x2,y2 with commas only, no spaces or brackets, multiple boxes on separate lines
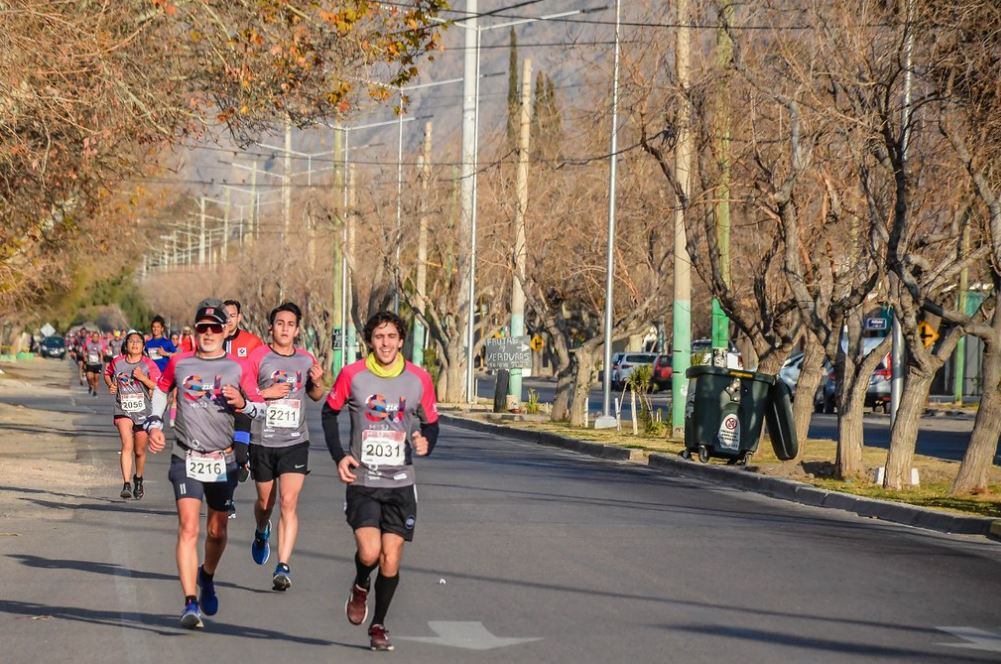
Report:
865,317,888,331
918,321,939,348
529,335,544,352
332,329,343,347
40,323,56,338
485,336,532,370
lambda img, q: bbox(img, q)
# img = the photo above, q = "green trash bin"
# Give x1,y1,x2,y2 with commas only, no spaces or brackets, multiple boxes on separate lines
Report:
683,365,776,465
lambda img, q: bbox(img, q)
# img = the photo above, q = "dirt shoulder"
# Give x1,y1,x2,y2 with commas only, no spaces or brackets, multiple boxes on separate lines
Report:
0,360,109,521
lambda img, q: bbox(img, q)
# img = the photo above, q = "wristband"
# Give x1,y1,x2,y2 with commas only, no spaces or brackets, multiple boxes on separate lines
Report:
233,430,251,445
144,416,164,432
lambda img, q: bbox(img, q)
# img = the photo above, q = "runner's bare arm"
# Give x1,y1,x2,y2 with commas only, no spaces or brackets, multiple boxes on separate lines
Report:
306,362,325,401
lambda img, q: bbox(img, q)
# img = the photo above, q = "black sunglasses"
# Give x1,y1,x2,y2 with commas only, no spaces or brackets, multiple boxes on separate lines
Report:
195,323,224,334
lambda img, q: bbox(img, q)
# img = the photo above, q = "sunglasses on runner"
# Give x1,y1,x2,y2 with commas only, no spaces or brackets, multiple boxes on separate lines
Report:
195,323,224,334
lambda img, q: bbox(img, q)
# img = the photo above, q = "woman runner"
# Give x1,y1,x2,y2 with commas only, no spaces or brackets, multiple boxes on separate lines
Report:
105,330,160,499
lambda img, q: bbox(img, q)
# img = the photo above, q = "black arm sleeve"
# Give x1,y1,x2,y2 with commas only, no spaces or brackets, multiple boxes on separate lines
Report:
322,401,346,463
420,421,440,457
233,412,252,445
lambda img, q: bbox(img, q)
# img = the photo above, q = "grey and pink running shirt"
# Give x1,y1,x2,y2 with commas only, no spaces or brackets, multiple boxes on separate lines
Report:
326,359,439,488
82,340,106,366
105,355,160,425
245,345,317,448
156,351,261,458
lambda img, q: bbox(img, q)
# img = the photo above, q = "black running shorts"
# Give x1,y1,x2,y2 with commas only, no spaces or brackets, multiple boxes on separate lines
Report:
167,454,239,512
85,363,102,374
249,442,309,483
345,484,418,542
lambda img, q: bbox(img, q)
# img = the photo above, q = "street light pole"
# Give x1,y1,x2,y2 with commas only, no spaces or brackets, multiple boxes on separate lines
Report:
891,0,914,426
595,0,622,429
509,57,532,405
460,0,479,403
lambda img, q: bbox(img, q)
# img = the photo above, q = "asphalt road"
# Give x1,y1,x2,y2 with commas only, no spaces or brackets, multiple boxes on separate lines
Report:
481,375,993,465
2,361,1001,663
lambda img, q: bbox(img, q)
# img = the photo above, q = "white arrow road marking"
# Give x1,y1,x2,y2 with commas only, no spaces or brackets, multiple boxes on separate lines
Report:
937,627,1001,653
396,621,542,651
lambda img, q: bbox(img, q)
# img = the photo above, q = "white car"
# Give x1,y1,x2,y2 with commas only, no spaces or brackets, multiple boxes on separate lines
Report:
612,352,658,390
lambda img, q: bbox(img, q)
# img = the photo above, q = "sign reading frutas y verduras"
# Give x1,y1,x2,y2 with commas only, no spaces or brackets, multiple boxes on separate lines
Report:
485,336,532,370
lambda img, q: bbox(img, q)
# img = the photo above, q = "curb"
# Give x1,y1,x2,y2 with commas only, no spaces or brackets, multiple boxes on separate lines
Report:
441,412,1000,542
439,413,637,462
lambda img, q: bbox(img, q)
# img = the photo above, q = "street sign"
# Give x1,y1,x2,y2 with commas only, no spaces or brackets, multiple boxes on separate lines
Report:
332,329,343,347
529,335,544,352
865,317,888,331
485,336,532,370
918,321,939,348
40,323,56,338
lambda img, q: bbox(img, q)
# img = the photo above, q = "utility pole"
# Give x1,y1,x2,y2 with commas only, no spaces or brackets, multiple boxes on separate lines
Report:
711,0,733,366
283,115,292,241
671,0,694,438
953,223,970,404
223,187,230,262
413,121,433,367
460,0,478,403
249,160,258,244
394,86,405,314
346,165,358,363
509,58,533,404
198,196,206,266
332,125,344,374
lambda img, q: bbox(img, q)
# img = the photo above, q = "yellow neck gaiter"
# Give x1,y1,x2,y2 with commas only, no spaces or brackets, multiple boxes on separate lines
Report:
366,352,405,378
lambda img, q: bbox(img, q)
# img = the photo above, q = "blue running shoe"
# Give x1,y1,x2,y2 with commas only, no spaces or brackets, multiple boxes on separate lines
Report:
180,599,203,629
272,563,291,591
198,566,219,616
251,520,271,565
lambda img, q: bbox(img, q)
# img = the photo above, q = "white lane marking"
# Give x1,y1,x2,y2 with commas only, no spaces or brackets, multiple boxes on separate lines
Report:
396,621,542,651
937,626,1001,653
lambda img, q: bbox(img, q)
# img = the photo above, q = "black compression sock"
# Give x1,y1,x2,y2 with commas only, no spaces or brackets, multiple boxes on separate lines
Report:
371,573,399,626
185,595,197,604
354,552,377,590
200,567,213,582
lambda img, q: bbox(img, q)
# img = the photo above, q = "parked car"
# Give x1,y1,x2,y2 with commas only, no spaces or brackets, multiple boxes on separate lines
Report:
652,354,673,391
598,352,625,384
812,352,892,414
612,352,658,390
691,338,742,368
39,336,66,360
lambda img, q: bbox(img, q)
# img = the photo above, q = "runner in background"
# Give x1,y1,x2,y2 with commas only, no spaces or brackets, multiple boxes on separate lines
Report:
178,326,197,353
222,299,264,518
244,302,325,590
105,330,159,499
146,315,179,428
170,331,182,351
75,328,88,386
144,298,266,629
222,299,263,360
108,330,124,359
82,330,107,397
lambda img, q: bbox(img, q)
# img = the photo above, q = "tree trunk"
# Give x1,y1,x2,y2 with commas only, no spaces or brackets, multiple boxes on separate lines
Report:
835,333,892,479
836,403,865,479
951,311,1001,495
568,348,596,427
441,343,466,404
792,334,825,448
548,333,574,421
883,367,935,489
